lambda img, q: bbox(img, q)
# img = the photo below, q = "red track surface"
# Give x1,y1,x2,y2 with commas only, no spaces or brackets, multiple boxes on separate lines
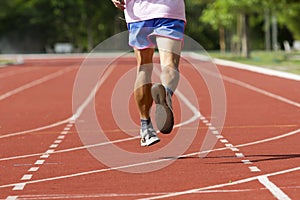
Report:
0,54,299,200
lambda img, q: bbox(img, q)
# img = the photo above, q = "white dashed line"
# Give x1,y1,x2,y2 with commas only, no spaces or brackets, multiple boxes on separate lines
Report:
57,135,65,139
242,160,252,165
63,127,70,131
6,196,18,200
225,143,233,147
40,154,50,159
34,160,45,165
208,127,216,131
7,122,73,198
49,144,58,148
230,147,240,152
220,139,229,143
46,149,55,154
249,166,261,172
12,183,26,191
21,174,33,180
28,167,39,172
235,153,245,158
66,123,73,127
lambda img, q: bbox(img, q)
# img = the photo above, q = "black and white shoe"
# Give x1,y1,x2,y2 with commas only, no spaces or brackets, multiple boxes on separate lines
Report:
140,127,160,147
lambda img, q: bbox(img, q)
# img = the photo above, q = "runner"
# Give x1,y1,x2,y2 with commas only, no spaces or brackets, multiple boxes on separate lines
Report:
111,0,186,146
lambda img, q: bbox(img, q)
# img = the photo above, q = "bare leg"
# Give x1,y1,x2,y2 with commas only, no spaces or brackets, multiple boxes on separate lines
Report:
133,48,155,120
150,37,182,134
156,37,182,92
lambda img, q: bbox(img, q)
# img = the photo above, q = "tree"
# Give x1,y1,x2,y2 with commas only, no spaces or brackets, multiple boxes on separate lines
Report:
201,1,234,54
201,0,264,57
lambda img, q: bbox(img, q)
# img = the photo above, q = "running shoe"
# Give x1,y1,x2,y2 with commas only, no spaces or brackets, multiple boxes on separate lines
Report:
140,127,160,147
151,83,174,134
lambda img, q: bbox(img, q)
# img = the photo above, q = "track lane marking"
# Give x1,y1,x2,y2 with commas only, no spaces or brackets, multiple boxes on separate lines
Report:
190,53,300,108
0,67,75,101
8,187,299,199
213,57,300,81
1,128,299,163
0,118,71,139
0,128,299,189
5,122,74,199
1,55,299,198
141,167,299,200
258,176,291,200
221,74,300,108
0,68,36,79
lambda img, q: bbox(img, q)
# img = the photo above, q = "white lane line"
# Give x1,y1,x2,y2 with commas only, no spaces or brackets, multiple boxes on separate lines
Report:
1,128,299,163
220,139,229,143
225,143,233,147
208,126,216,131
190,53,300,108
0,67,74,101
6,196,18,200
40,154,50,159
66,123,73,127
7,123,73,197
0,68,35,79
141,167,300,200
57,135,65,139
216,135,224,139
0,147,299,191
221,75,300,108
46,150,55,154
249,166,261,172
242,160,252,165
230,147,239,152
235,153,245,158
213,57,300,81
21,174,33,180
63,127,70,131
258,176,291,200
12,183,26,191
8,188,277,199
61,131,68,135
34,160,45,165
0,117,70,139
1,59,197,144
49,144,58,148
28,167,39,172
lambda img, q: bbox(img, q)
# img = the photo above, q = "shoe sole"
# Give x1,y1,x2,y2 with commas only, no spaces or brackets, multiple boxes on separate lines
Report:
141,137,160,147
151,83,174,134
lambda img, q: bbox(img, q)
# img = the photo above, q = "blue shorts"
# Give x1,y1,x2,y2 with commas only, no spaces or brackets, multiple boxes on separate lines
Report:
127,18,185,50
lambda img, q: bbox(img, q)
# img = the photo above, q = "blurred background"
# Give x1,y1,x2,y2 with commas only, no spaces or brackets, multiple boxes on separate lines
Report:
0,0,299,63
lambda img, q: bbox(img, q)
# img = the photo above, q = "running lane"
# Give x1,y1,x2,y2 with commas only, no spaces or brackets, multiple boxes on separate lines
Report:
0,55,299,200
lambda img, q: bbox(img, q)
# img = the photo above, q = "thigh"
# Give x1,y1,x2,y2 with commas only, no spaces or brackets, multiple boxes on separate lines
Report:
156,37,182,69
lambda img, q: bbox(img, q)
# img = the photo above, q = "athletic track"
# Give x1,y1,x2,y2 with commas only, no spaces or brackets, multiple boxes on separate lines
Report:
0,53,299,200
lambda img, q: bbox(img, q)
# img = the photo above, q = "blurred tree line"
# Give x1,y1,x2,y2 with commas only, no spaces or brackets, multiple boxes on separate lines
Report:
0,0,299,56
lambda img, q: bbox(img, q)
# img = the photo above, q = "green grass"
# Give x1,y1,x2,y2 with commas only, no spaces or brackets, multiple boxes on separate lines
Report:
208,50,300,75
0,59,15,66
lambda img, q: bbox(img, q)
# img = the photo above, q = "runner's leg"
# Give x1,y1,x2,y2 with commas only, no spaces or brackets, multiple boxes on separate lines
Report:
156,36,182,93
134,48,155,120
